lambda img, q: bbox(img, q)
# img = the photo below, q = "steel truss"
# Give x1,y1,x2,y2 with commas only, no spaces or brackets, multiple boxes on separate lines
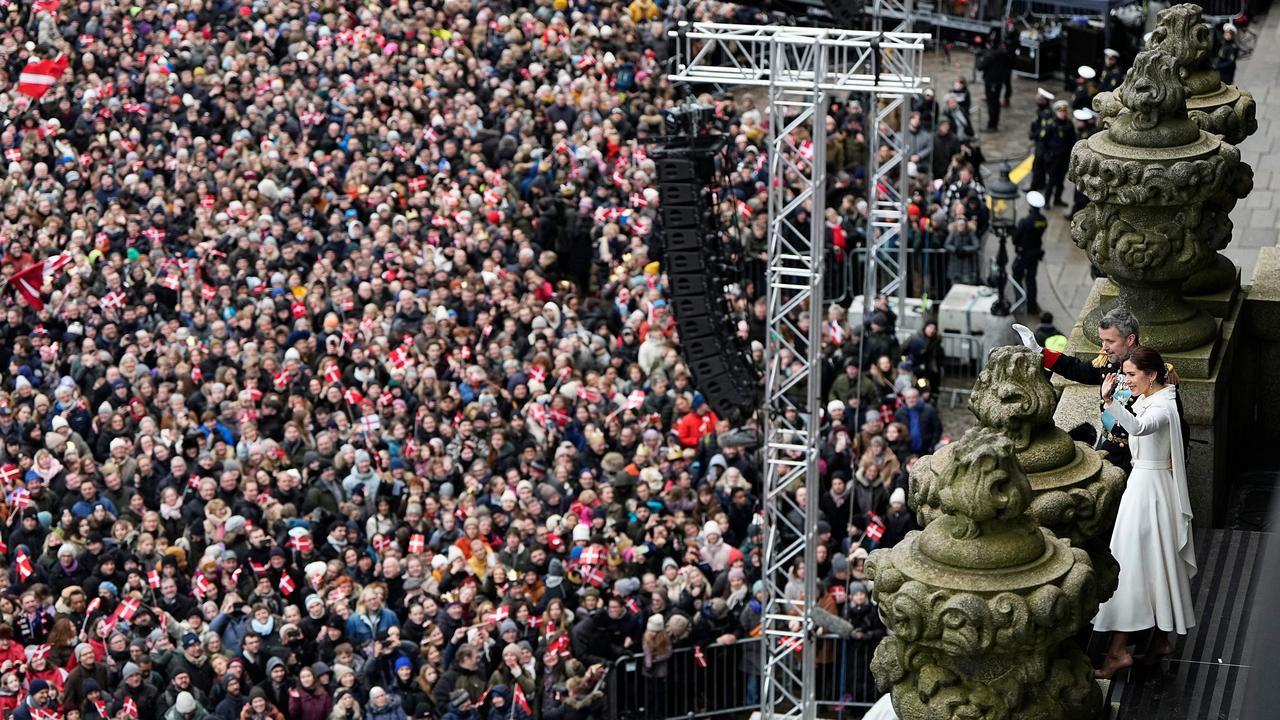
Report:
669,22,927,720
864,0,918,316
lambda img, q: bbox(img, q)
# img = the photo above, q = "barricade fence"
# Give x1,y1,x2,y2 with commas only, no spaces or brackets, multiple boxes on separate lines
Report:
606,635,879,720
826,245,987,308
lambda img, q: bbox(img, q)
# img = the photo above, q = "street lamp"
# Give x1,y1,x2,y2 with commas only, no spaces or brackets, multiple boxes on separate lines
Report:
986,163,1020,315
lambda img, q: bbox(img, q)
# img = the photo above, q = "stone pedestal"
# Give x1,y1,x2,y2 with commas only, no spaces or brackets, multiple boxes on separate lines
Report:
1098,265,1242,319
1054,278,1243,527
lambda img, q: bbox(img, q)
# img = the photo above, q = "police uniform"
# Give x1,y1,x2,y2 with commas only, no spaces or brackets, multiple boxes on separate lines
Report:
1028,90,1055,192
1099,49,1125,93
1215,27,1239,85
1043,349,1135,473
1072,65,1098,111
1013,193,1048,313
1068,108,1097,220
1044,102,1077,206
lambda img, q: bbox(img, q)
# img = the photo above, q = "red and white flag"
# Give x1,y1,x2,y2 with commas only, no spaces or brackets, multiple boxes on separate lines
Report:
7,488,31,509
737,200,753,220
324,364,342,384
513,684,531,715
386,345,411,369
5,254,70,310
0,465,19,487
625,390,646,410
86,597,102,616
343,389,363,405
576,54,595,70
549,634,571,657
101,290,126,311
580,565,605,588
865,521,884,542
694,646,707,668
33,0,59,14
15,549,32,581
123,697,139,718
193,574,213,598
17,56,69,99
117,596,140,620
408,176,427,193
201,284,217,301
408,534,425,554
148,570,161,588
279,574,296,596
575,386,602,404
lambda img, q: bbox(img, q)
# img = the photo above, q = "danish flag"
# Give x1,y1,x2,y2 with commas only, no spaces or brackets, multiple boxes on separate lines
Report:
694,646,707,668
3,149,19,163
193,573,212,598
117,596,140,621
865,520,884,543
5,254,70,310
273,372,289,391
408,534,425,554
373,536,392,552
86,597,102,617
831,584,847,604
190,365,203,382
344,389,364,405
148,570,161,588
17,56,69,100
201,284,217,301
34,0,59,14
291,301,307,318
737,200,753,220
123,697,139,718
549,633,571,657
94,700,108,719
0,465,19,487
528,366,547,384
624,596,641,615
387,345,411,369
249,561,267,575
780,636,804,654
630,192,648,208
7,488,30,509
16,549,33,581
483,187,503,206
144,227,165,243
580,565,605,588
101,290,126,311
625,390,646,410
488,605,509,624
513,684,531,715
575,386,602,404
279,574,296,596
408,176,427,193
576,54,595,70
324,364,342,384
200,195,216,208
359,414,381,435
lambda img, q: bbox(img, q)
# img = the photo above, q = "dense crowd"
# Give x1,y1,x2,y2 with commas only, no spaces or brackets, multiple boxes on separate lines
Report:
0,0,975,719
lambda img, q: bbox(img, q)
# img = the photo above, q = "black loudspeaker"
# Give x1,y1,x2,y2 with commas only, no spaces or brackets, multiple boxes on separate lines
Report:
656,158,696,182
662,205,700,228
665,228,702,252
652,138,761,423
659,182,698,206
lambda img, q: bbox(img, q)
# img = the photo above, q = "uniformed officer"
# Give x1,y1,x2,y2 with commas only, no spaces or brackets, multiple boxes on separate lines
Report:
1045,100,1077,207
1099,48,1125,92
978,38,1013,131
1073,65,1099,111
1068,108,1098,220
1028,88,1055,192
1012,190,1048,314
1215,23,1239,85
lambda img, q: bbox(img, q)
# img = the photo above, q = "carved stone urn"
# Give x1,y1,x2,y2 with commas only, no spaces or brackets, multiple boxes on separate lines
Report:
1069,46,1252,353
969,347,1126,601
868,428,1103,720
1144,3,1258,297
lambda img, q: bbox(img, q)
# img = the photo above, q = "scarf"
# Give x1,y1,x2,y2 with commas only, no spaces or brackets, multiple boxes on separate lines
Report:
160,502,182,520
250,617,275,636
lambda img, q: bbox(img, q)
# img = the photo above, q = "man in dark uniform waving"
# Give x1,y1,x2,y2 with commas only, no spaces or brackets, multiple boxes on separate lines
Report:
1012,308,1172,474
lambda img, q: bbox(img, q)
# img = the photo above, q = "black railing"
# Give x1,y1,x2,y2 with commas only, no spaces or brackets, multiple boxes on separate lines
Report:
605,635,880,720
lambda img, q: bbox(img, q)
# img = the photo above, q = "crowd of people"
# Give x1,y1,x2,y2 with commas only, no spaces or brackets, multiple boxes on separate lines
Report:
7,0,1198,717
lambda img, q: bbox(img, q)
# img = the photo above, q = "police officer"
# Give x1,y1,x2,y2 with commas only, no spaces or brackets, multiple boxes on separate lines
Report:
1216,23,1239,85
1012,190,1048,314
978,37,1013,131
1099,48,1125,92
1073,65,1099,111
1068,108,1098,220
1045,100,1077,207
1028,88,1054,192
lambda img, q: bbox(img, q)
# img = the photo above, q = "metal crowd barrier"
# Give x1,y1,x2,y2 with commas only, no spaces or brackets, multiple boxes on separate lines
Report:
605,634,880,720
827,245,985,309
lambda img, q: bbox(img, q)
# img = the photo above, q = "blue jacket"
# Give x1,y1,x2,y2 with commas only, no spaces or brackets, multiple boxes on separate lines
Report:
346,607,400,643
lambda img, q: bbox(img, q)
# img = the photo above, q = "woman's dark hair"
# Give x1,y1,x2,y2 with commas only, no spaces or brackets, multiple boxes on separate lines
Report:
1125,346,1168,384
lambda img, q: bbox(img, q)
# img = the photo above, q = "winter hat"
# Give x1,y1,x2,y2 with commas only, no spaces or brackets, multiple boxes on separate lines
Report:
393,657,412,673
831,553,849,573
848,580,869,597
499,620,518,635
889,487,907,506
702,521,721,539
28,679,49,695
646,615,665,632
449,689,470,706
121,662,141,680
176,692,197,714
572,525,590,543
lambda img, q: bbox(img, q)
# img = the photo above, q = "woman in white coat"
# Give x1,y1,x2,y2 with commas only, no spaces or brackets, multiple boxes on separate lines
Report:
1093,346,1197,678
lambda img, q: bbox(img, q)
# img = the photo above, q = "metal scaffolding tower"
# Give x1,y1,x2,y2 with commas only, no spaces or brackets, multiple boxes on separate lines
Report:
670,22,927,720
863,0,918,316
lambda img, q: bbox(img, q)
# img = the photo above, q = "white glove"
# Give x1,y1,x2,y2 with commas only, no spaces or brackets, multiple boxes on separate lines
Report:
1011,323,1041,352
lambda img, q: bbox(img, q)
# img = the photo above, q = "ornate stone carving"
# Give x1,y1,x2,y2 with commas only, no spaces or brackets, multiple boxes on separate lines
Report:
869,428,1104,720
1142,3,1260,297
1069,42,1251,352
